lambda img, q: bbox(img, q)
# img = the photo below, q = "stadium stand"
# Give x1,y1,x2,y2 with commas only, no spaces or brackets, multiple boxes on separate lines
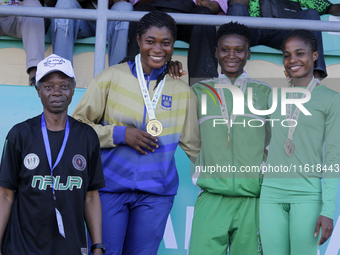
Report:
1,1,340,89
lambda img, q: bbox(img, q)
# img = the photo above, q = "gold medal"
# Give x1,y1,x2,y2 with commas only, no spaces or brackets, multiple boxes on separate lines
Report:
146,119,163,136
284,139,295,156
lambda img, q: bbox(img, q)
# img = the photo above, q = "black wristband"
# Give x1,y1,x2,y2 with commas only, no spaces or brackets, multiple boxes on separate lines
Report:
91,243,105,254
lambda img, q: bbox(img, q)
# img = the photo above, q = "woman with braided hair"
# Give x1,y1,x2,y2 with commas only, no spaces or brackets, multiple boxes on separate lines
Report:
72,11,200,255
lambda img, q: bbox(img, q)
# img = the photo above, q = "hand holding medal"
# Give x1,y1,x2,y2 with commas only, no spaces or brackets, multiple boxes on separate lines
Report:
124,54,168,154
125,127,159,155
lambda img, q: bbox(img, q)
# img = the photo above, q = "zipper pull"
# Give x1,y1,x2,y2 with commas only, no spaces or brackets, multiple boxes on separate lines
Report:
227,132,230,148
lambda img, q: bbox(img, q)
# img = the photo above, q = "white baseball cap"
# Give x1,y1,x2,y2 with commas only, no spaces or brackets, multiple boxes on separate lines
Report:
35,54,76,84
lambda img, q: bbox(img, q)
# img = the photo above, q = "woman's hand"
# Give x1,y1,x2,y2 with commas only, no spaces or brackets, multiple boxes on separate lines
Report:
125,127,159,155
314,215,333,245
168,60,187,80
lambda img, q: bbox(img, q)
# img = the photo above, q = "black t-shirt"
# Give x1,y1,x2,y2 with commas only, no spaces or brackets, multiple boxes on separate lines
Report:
0,115,105,255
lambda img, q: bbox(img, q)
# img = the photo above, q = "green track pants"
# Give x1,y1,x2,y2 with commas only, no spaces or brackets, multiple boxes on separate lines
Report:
189,191,262,255
260,202,322,255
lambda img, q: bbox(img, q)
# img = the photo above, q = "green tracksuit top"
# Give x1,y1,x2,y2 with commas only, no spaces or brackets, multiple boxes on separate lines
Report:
262,84,340,219
192,72,272,197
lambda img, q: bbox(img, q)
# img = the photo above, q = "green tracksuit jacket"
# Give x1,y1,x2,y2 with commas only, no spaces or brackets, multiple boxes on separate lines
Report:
191,73,272,197
262,84,340,219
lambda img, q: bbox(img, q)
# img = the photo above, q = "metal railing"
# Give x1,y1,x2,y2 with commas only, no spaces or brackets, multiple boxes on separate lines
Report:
1,0,340,77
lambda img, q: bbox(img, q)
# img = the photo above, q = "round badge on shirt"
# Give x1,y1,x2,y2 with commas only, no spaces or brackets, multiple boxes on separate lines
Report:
24,153,40,170
72,155,86,171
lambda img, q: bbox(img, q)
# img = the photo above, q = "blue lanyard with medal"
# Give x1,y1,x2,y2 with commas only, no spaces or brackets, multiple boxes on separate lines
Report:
284,77,317,156
41,113,70,238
